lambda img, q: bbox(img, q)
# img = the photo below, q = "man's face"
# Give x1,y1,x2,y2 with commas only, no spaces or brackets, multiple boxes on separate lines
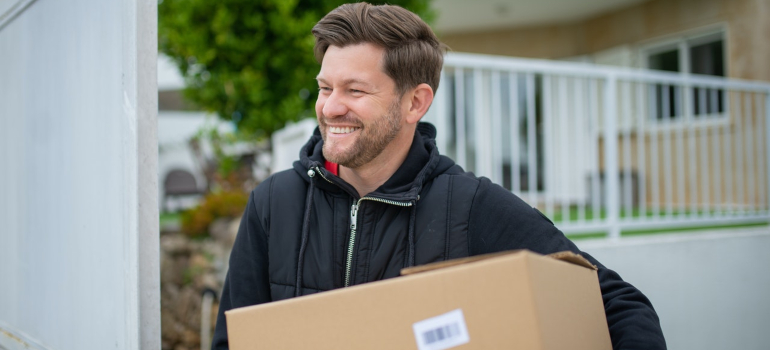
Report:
315,43,404,169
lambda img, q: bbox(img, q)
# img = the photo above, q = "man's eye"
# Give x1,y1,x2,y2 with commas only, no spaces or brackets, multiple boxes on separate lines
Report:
318,87,331,92
350,89,364,94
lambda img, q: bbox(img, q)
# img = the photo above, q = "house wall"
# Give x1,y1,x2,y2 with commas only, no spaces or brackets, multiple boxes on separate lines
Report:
439,22,586,60
439,0,770,81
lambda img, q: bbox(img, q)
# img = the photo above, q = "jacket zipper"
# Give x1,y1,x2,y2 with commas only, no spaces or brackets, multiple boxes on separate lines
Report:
346,197,412,287
308,166,414,287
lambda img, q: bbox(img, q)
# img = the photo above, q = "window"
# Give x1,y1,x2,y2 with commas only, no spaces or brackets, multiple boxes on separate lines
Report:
645,31,726,120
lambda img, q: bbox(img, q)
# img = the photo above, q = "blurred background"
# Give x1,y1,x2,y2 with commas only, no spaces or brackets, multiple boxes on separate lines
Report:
1,0,769,349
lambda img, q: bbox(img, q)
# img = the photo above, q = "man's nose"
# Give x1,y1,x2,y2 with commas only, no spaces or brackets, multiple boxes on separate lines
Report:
322,90,348,118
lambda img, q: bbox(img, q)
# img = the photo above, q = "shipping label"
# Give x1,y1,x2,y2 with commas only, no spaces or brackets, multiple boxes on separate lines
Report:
412,309,470,350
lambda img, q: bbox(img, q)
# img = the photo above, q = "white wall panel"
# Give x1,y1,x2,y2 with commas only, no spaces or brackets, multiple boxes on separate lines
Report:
0,0,158,349
579,227,770,350
271,118,317,174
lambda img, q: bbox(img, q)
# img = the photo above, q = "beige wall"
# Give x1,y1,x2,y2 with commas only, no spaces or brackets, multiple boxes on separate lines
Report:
439,0,770,81
439,22,586,60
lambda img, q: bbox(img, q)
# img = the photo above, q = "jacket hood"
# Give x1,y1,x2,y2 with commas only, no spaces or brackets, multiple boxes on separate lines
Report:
292,121,457,200
290,122,458,292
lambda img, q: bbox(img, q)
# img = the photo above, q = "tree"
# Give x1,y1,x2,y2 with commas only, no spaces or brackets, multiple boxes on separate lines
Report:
159,0,434,138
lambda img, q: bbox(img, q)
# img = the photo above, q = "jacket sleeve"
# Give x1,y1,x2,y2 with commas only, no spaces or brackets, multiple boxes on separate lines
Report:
467,178,666,350
211,184,273,350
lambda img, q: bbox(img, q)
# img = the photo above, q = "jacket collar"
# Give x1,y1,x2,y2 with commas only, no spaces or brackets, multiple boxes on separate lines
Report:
294,122,442,201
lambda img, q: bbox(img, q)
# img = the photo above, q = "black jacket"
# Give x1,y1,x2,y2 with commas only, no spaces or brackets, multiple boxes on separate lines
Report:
212,122,666,349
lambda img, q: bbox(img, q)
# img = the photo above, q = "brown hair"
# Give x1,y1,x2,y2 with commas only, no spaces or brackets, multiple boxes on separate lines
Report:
312,2,447,95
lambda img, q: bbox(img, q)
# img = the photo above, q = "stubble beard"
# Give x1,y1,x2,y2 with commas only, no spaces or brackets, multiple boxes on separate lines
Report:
320,101,402,169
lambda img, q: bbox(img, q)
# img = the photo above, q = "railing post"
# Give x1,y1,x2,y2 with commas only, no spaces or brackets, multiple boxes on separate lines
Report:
474,68,493,178
434,69,449,154
604,74,621,239
763,89,770,223
454,67,467,168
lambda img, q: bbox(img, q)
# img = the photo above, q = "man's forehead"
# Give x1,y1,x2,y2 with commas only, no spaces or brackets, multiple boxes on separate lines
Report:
316,44,389,85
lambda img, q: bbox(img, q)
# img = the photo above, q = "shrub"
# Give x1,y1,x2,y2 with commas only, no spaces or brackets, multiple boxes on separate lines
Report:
180,190,249,238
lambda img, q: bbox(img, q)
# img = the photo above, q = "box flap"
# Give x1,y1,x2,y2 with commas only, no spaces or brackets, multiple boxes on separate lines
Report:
401,250,596,276
547,251,597,270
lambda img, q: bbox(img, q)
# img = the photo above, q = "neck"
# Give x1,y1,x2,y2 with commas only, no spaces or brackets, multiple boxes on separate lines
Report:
339,129,415,197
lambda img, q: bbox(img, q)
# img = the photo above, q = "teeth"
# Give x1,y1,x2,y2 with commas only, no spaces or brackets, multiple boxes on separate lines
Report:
329,126,359,134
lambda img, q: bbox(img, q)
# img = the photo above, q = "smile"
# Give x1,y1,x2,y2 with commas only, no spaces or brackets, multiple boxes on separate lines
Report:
328,126,360,134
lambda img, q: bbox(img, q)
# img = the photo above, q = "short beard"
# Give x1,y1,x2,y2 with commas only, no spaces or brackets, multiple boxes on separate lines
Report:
321,101,402,169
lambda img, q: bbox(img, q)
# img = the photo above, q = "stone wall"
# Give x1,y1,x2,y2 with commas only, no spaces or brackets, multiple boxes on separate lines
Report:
160,218,239,350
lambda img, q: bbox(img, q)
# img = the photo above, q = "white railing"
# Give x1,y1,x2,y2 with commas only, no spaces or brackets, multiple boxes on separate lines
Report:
424,52,770,238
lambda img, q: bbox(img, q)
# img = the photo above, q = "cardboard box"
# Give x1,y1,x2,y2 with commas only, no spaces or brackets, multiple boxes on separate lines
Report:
226,250,612,350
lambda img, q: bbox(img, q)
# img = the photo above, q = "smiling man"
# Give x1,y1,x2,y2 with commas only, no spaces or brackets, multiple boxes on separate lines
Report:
212,3,666,349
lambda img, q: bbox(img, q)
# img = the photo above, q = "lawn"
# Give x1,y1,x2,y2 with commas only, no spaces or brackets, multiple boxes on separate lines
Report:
548,204,770,240
547,207,748,223
160,212,181,230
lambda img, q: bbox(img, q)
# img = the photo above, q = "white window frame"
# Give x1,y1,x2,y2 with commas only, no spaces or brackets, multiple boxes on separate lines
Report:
639,25,729,127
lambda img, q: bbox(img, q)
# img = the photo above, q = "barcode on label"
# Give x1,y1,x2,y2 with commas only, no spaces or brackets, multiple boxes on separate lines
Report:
412,309,470,350
423,322,461,345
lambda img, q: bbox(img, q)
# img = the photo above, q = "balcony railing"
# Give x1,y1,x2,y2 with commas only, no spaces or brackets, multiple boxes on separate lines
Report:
423,52,770,238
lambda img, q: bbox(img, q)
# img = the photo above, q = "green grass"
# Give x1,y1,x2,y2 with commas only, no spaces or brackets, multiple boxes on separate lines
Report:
548,206,770,240
564,221,769,240
549,207,733,223
160,212,181,227
566,232,607,240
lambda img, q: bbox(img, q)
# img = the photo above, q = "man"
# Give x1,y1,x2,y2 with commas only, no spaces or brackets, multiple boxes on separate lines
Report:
212,3,666,349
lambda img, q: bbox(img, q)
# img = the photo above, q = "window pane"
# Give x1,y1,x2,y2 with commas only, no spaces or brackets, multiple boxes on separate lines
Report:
690,40,724,76
649,50,679,72
649,50,680,120
691,39,725,115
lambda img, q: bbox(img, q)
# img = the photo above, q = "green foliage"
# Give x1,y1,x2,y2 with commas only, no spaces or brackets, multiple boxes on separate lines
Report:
192,124,241,180
159,0,435,137
180,190,249,238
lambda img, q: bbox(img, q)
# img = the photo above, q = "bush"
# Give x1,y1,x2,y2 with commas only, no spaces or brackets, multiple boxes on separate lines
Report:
180,190,249,238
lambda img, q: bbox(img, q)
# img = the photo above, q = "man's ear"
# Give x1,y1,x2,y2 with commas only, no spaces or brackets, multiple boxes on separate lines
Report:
404,83,434,125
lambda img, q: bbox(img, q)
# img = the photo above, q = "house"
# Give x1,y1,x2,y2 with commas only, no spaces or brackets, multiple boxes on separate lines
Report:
157,54,235,212
434,0,768,81
415,0,770,237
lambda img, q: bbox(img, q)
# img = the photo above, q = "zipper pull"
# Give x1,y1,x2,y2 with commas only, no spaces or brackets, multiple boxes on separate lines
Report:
350,203,358,230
